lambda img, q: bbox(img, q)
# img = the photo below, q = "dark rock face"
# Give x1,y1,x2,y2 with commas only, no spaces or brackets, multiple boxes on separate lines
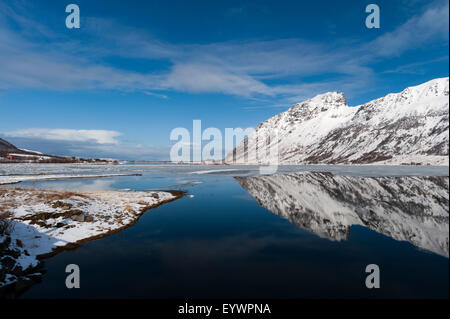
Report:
0,138,18,152
235,172,449,257
0,234,44,298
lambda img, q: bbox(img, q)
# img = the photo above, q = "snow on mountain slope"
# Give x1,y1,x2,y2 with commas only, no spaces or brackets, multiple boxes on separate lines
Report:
226,77,449,165
19,148,43,155
235,172,449,257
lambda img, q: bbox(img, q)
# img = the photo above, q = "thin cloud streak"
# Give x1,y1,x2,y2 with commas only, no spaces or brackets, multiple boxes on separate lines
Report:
0,0,448,102
3,129,123,145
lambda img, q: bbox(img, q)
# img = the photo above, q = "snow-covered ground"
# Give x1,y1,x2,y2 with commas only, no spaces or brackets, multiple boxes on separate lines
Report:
19,149,43,155
369,155,449,166
7,153,49,158
0,187,183,289
1,162,448,179
0,173,142,185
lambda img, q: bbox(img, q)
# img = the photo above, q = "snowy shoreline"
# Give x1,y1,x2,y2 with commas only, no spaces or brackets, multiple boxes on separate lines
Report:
225,155,449,166
0,187,184,295
0,173,143,185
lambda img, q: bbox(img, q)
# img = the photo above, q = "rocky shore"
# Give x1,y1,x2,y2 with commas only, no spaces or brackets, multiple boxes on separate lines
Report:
0,187,184,297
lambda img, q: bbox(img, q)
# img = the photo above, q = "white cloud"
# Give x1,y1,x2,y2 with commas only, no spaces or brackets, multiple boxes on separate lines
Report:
4,129,122,145
382,56,448,74
2,131,171,160
162,63,273,97
143,91,168,99
70,143,171,160
0,0,447,101
368,0,449,57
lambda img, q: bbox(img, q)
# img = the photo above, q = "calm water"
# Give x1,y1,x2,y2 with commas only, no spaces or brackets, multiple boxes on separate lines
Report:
4,164,448,298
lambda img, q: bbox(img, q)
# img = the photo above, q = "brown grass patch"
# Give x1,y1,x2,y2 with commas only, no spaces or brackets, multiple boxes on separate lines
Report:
33,190,90,202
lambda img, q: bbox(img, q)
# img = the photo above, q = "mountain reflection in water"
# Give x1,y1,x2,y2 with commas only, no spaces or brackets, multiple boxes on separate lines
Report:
235,172,449,257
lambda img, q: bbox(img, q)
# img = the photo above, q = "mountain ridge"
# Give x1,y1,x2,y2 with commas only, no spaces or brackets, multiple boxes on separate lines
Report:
226,77,449,165
0,138,18,151
0,137,117,164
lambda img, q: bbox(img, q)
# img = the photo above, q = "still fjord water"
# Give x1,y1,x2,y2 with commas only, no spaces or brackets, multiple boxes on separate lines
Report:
9,165,448,298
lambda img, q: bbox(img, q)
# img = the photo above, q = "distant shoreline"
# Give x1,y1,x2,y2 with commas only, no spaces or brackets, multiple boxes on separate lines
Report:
0,161,448,166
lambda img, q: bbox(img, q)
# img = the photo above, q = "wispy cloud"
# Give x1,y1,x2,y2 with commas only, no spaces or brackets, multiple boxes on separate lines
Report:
162,63,273,97
67,142,171,160
3,129,122,145
368,0,449,57
0,0,448,103
143,91,168,99
382,56,449,74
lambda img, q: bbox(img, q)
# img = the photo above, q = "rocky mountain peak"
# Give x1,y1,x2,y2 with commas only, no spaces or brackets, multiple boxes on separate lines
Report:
226,77,449,165
291,91,347,113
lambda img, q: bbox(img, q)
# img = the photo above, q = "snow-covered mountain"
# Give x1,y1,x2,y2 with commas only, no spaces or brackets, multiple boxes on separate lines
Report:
226,77,449,165
0,137,116,164
235,172,449,257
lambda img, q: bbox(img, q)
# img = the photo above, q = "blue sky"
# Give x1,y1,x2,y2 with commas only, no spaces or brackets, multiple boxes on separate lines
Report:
0,0,448,160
